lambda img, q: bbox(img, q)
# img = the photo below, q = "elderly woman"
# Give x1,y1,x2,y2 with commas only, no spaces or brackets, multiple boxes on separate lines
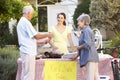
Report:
71,13,99,80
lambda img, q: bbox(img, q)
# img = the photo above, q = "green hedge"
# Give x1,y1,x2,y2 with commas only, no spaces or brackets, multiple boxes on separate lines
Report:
0,46,19,80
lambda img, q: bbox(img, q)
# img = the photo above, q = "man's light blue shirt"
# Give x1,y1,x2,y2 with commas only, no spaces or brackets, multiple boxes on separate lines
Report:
17,17,38,55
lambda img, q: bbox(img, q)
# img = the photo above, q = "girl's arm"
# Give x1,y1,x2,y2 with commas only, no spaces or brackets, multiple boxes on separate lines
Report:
67,33,75,52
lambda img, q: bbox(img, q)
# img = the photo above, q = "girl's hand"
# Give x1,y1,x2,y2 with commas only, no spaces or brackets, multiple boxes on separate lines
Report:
69,47,76,53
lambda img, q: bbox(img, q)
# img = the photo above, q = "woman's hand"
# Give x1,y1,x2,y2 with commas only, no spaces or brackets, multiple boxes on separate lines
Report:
69,54,79,61
77,45,83,50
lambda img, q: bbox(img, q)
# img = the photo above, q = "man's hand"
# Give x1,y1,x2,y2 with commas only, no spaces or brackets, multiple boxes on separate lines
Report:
48,33,52,39
37,38,50,45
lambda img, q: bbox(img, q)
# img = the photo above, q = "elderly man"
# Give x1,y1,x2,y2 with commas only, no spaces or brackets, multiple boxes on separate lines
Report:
17,5,51,80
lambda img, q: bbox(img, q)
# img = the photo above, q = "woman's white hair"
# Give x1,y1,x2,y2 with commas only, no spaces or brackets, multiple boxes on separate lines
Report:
23,5,34,14
77,13,90,25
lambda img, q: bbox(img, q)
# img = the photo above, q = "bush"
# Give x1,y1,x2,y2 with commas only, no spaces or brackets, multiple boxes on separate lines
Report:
0,46,19,80
90,0,120,34
110,35,120,47
103,33,120,57
8,24,19,46
0,22,19,47
0,22,10,48
0,0,37,47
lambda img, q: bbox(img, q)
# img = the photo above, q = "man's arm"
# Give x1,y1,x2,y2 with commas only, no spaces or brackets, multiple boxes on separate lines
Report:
34,33,52,40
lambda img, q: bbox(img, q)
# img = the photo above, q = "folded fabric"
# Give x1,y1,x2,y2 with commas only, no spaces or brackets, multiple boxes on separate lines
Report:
61,52,78,59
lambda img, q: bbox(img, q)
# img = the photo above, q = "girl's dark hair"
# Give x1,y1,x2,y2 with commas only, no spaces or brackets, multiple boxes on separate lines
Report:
57,12,66,26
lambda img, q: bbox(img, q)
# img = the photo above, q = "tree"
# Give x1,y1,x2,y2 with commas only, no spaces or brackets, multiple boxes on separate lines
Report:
0,0,29,22
0,0,28,47
0,22,9,47
90,0,120,35
73,0,91,28
0,0,37,47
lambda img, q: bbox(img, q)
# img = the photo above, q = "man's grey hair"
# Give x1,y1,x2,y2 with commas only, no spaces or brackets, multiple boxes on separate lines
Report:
23,5,34,14
77,13,90,25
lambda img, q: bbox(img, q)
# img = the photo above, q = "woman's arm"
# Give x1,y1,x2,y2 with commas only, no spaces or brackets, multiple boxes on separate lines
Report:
67,33,75,51
77,45,83,50
49,39,55,48
81,30,93,50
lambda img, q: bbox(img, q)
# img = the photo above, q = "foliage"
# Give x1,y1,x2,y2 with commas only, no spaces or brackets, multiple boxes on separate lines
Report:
0,0,37,47
0,0,26,47
109,33,120,47
116,49,120,58
0,22,10,48
8,24,19,46
0,46,19,80
0,0,12,22
90,0,120,34
73,0,91,28
104,33,120,57
30,4,38,26
0,0,29,22
0,22,19,47
38,7,48,32
0,0,37,24
90,0,120,57
0,22,18,47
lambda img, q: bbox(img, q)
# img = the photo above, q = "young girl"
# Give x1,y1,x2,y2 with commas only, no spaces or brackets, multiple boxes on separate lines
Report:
49,12,75,54
72,13,99,80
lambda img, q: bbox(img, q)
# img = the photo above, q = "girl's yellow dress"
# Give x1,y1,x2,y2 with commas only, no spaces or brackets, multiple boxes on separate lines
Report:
49,26,71,54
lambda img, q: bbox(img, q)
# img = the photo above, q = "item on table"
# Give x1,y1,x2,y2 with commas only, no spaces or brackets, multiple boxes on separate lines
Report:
51,47,61,54
44,51,63,58
61,52,78,59
36,55,42,60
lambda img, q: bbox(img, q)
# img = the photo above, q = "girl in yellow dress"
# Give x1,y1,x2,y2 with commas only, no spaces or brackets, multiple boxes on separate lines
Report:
49,12,74,54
